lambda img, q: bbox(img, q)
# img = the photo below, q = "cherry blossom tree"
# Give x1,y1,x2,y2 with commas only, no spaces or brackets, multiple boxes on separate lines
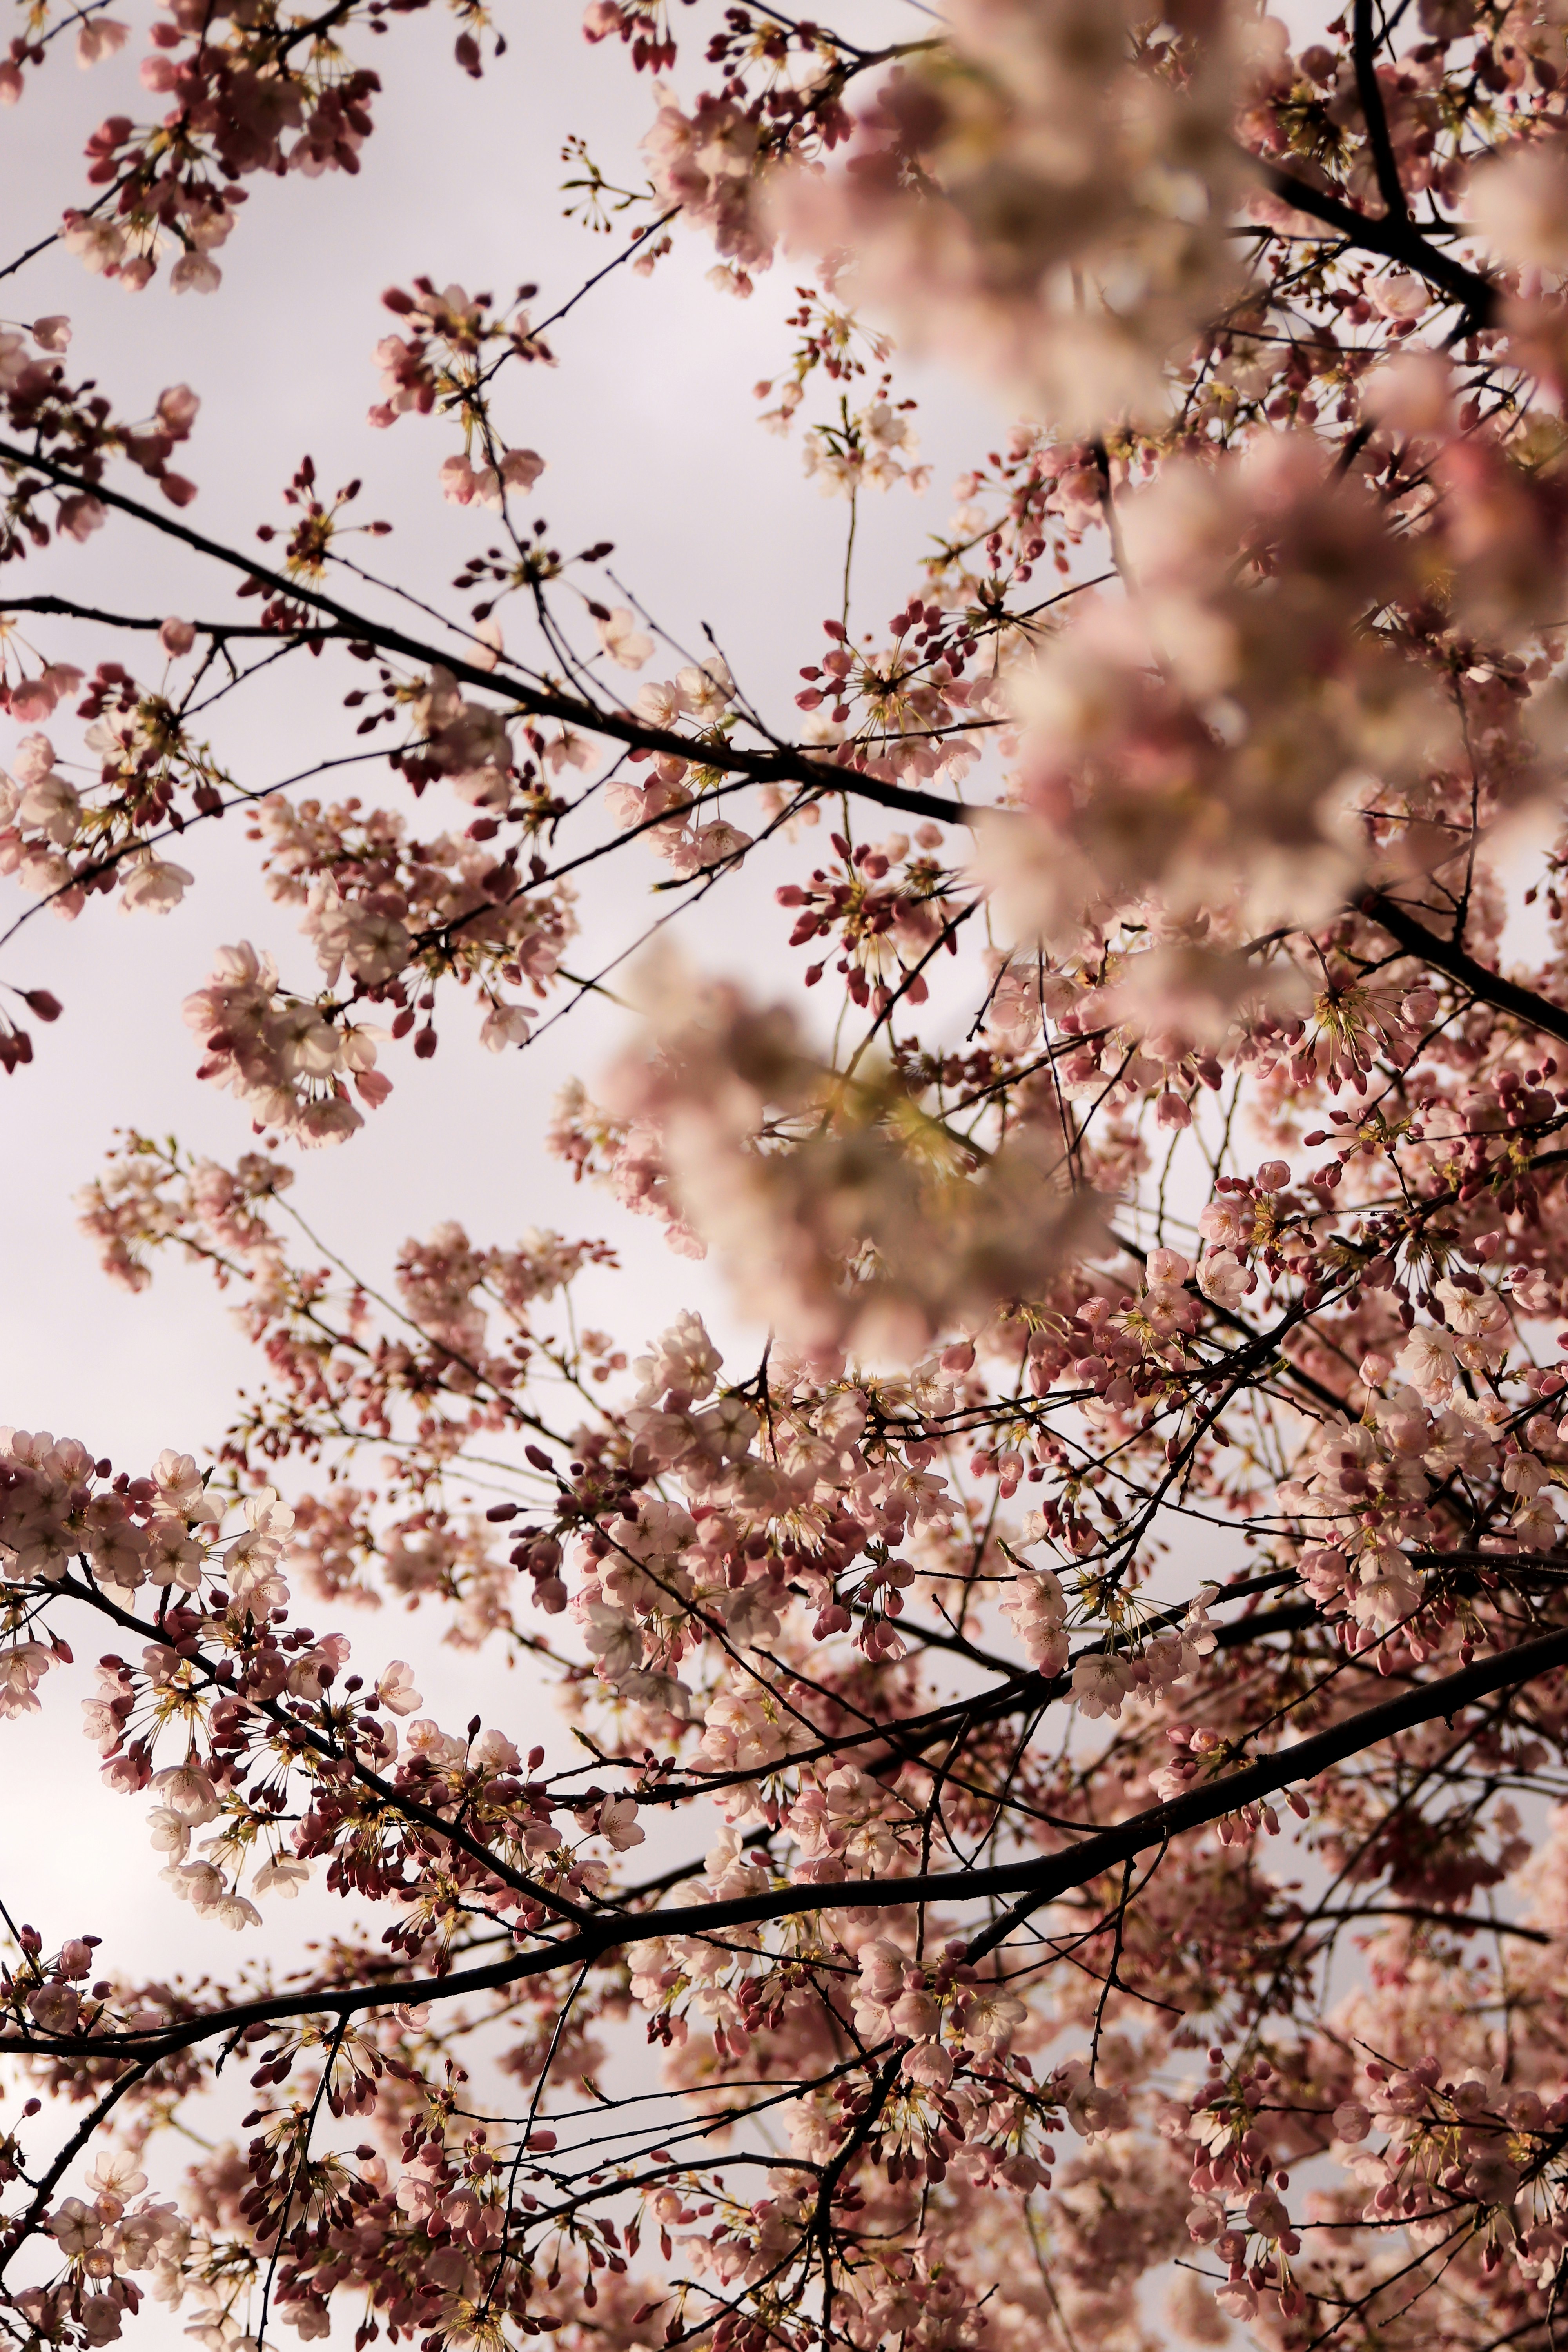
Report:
18,4,1568,2352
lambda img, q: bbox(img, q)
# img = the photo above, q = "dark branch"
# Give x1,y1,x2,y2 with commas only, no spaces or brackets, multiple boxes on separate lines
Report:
1352,0,1410,227
0,592,344,641
1252,159,1495,322
1364,891,1568,1052
0,441,971,830
6,1620,1566,2065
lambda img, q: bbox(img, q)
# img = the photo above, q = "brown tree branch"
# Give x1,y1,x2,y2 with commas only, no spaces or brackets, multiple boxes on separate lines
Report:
1352,0,1410,227
1252,160,1495,321
6,1620,1565,2064
0,2058,154,2278
0,441,969,829
961,1617,1568,1958
1364,890,1568,1052
0,592,342,641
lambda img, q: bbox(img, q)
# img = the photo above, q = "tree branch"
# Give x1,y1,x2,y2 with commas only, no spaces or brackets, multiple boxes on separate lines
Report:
962,1617,1568,1957
1352,0,1410,227
1364,890,1568,1053
7,1621,1566,2065
1252,159,1494,321
0,441,970,829
0,592,343,641
0,2058,154,2278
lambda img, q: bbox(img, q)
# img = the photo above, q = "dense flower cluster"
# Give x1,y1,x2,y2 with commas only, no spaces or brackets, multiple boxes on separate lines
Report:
592,951,1102,1361
255,791,577,1056
16,5,1568,2352
182,942,392,1147
775,0,1250,432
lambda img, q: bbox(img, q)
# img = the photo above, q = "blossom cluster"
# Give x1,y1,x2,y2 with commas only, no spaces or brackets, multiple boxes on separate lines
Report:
15,4,1568,2352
